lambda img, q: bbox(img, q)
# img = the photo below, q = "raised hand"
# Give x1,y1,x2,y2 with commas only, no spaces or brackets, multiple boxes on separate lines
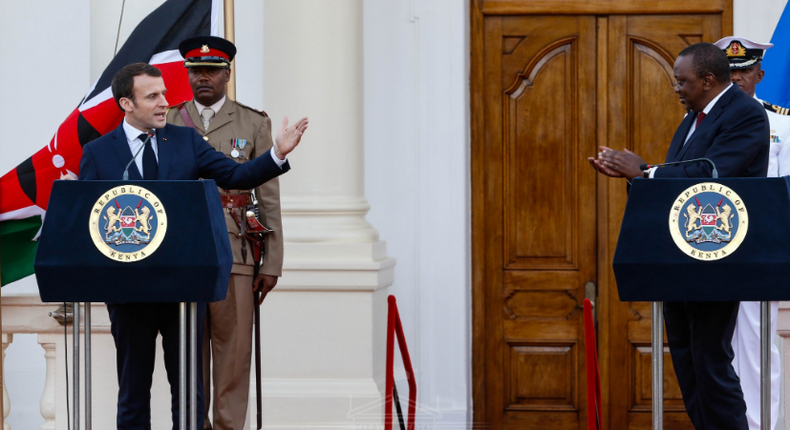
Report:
274,116,309,160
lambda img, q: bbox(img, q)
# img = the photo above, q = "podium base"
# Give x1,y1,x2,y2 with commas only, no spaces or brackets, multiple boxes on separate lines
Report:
651,301,773,430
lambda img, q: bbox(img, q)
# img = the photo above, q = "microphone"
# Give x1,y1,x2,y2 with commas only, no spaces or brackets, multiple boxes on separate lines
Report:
639,157,718,179
122,130,156,180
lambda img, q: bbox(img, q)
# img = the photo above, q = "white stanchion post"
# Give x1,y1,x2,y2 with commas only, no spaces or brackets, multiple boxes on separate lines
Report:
179,303,187,430
73,303,80,430
761,301,770,430
85,302,92,430
189,302,197,430
652,301,664,430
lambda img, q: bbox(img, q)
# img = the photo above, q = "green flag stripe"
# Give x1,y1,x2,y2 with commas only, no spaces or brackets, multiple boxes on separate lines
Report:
0,216,42,286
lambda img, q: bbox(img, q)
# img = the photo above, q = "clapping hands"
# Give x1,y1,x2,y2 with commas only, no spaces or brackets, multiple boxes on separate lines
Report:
588,146,647,180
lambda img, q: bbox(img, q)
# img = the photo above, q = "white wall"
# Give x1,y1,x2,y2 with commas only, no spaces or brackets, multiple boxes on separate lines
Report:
363,0,471,422
735,0,788,44
0,0,91,427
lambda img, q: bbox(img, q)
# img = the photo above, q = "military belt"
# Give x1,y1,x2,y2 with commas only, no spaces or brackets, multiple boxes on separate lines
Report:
221,193,253,209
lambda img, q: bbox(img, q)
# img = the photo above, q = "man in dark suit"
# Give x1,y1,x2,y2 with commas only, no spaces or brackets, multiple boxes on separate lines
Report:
78,62,307,430
589,43,769,430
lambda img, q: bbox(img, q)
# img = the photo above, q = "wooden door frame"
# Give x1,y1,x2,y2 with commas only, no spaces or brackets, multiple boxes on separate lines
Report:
470,0,732,426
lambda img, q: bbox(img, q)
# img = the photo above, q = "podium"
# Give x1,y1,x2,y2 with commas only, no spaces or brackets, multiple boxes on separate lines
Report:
34,180,233,430
613,177,790,430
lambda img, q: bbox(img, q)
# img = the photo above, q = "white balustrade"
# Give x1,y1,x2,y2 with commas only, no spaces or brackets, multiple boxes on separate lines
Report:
1,293,113,429
38,335,56,430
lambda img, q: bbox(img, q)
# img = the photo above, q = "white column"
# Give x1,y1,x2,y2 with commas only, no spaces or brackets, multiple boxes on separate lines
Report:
263,0,378,243
36,335,56,430
2,335,11,430
260,0,394,428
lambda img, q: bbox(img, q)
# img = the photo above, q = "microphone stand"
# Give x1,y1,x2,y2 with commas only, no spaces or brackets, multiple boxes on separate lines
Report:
640,158,719,179
122,130,155,180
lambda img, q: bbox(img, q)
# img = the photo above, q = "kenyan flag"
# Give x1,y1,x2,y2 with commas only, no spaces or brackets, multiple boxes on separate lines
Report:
0,0,219,286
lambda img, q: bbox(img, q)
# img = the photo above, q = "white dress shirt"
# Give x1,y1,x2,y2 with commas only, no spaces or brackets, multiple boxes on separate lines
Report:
122,119,158,177
193,96,227,121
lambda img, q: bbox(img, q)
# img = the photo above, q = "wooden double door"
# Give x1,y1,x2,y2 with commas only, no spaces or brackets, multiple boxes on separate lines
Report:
471,2,732,429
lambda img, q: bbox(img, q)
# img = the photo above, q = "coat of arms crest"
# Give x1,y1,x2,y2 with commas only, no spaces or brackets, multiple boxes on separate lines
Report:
669,183,748,261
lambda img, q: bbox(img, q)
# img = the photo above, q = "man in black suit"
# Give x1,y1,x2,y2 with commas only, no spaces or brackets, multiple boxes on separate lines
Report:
78,62,308,430
589,43,769,430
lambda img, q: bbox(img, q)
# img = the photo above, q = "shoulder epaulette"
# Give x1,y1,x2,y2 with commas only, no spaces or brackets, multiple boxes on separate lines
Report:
236,101,268,118
763,101,790,116
166,100,189,114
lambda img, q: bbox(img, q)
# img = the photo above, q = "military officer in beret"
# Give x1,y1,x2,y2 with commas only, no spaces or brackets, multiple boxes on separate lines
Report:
167,35,308,430
714,35,790,430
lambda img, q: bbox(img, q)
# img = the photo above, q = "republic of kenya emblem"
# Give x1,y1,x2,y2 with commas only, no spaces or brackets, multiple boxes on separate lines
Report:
668,182,748,261
88,185,168,262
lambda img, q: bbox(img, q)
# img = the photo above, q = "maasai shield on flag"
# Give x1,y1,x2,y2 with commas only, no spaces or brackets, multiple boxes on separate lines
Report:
0,0,219,286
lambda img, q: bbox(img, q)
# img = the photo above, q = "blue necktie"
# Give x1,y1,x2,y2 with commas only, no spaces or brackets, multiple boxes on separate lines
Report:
139,133,158,180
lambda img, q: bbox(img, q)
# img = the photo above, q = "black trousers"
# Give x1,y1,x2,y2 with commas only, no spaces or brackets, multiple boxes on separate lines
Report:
108,302,206,430
664,301,747,430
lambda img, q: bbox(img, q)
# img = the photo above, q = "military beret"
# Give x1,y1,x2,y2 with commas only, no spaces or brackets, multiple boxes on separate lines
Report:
179,36,237,68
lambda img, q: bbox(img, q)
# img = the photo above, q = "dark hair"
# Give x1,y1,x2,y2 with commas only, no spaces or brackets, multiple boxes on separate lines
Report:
111,63,162,112
678,43,731,84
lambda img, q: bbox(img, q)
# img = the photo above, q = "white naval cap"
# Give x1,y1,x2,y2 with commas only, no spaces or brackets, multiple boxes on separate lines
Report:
713,36,773,69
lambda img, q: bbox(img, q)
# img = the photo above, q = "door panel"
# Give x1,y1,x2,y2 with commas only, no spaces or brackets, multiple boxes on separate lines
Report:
481,15,597,430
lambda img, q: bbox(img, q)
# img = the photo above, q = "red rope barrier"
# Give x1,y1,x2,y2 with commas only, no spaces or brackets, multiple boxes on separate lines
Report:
583,298,602,430
385,295,416,430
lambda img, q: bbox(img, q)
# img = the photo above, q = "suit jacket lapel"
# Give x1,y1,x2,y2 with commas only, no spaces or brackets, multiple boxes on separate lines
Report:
675,86,736,161
156,127,171,180
666,113,695,162
109,124,142,180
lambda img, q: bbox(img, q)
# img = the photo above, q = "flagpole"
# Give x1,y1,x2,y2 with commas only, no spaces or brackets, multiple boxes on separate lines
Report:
223,0,236,100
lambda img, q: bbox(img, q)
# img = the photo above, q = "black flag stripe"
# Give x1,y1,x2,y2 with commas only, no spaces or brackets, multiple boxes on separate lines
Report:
15,157,36,206
77,113,103,147
84,0,211,103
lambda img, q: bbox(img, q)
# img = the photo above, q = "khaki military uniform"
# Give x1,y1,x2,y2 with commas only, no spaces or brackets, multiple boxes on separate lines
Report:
167,99,283,430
